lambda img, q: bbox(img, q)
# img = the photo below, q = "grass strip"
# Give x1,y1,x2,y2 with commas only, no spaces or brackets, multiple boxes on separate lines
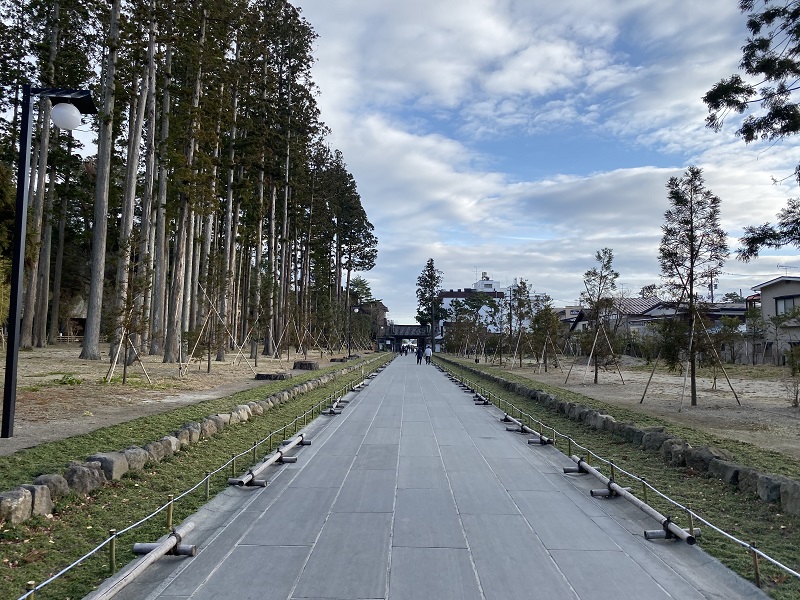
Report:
438,356,800,600
0,361,375,490
0,355,391,600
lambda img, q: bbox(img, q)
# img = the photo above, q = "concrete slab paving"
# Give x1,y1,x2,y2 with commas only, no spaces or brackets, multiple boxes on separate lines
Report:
388,547,482,600
240,486,338,546
396,455,449,489
393,488,466,549
332,468,396,513
107,356,771,600
351,443,398,470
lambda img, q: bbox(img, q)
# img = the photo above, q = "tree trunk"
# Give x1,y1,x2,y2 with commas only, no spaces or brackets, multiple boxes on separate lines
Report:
35,130,59,348
197,212,213,330
150,41,172,356
164,9,205,362
20,100,52,350
81,0,121,360
133,0,158,353
164,200,189,362
182,208,195,336
217,50,239,360
49,133,73,344
264,184,277,356
112,69,148,363
21,1,60,349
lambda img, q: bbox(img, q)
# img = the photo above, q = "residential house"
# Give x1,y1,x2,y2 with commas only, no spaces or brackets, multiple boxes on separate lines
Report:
751,276,800,363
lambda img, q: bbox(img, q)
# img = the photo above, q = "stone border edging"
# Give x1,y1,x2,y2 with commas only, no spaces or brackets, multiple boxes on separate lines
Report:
440,357,800,518
0,356,389,526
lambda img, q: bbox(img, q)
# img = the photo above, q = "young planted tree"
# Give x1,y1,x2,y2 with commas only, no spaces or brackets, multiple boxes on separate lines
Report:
580,248,619,383
745,305,767,365
508,278,532,367
416,258,443,351
658,166,729,406
531,292,561,372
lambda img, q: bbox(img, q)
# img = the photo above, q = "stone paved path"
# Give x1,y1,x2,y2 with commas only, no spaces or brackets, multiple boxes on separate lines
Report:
108,356,768,600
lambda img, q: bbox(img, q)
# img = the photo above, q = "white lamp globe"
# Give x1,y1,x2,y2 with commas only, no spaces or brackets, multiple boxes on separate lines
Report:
50,102,82,130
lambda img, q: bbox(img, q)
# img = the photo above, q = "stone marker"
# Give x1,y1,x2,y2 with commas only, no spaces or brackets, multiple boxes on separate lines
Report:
87,452,130,481
0,488,32,525
20,484,53,516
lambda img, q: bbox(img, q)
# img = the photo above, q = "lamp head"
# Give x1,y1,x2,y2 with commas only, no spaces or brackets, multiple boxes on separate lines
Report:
50,102,82,130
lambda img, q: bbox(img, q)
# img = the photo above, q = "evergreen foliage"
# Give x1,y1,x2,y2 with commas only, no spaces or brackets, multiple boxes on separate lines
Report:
0,0,378,362
658,166,729,405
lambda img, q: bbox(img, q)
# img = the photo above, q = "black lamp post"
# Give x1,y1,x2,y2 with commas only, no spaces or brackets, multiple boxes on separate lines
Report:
2,85,96,438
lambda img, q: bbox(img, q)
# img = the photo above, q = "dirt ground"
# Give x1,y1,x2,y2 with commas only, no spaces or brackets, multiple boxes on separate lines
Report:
500,356,800,461
0,342,340,456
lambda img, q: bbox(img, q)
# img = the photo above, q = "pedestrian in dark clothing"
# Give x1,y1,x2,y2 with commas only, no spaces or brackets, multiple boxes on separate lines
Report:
416,347,423,364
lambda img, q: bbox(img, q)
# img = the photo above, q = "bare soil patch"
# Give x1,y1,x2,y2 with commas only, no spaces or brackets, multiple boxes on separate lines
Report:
0,342,338,456
492,357,800,461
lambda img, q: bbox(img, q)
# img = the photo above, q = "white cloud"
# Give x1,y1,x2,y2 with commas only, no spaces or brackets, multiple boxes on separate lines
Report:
299,0,800,323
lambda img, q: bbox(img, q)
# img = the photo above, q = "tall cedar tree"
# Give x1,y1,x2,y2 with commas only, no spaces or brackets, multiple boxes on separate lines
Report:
658,166,729,406
0,0,376,369
416,258,443,351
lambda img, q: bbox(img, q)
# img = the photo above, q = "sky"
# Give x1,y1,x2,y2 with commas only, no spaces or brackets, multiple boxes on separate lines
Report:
296,0,800,324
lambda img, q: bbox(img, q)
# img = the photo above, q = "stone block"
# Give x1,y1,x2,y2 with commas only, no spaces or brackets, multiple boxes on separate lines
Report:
208,414,226,432
780,479,800,517
641,431,672,451
0,488,32,525
248,402,263,416
567,404,582,420
601,415,618,432
33,473,69,500
144,441,166,463
758,473,791,503
87,452,129,481
659,439,690,467
707,460,741,485
738,467,760,496
616,423,634,442
181,422,201,444
685,446,734,473
214,413,231,426
234,404,252,421
200,418,218,439
122,446,149,471
174,428,191,448
228,411,241,425
64,461,107,495
20,484,53,516
160,436,180,455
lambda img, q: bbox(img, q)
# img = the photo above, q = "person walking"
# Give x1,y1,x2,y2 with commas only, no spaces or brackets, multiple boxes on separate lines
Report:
424,345,432,365
416,346,423,365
